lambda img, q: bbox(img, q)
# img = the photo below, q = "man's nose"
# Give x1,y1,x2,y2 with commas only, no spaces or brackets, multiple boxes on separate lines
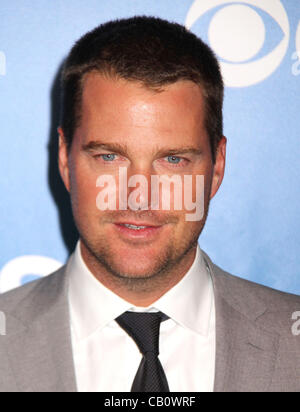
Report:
126,165,156,211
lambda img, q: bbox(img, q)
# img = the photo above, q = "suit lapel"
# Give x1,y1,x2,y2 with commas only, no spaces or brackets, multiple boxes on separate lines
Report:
202,252,280,392
5,267,77,392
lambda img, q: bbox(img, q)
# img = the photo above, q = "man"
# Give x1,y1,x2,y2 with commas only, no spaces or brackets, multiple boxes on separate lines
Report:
0,16,299,393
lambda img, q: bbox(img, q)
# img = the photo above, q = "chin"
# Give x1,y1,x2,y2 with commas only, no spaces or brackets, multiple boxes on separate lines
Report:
110,261,161,279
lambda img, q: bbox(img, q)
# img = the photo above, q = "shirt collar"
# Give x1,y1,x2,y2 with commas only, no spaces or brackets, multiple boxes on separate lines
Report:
68,241,214,341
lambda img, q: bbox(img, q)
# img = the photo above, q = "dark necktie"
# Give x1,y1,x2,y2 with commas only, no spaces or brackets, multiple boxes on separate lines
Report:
115,311,170,392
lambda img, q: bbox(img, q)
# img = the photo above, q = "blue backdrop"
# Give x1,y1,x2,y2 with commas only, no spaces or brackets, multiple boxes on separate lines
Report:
0,0,299,294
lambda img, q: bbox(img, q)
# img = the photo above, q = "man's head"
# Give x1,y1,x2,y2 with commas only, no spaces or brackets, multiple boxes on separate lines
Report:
61,16,224,162
58,16,226,302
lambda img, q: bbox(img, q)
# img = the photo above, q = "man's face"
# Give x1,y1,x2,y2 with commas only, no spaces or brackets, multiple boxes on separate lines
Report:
59,73,226,281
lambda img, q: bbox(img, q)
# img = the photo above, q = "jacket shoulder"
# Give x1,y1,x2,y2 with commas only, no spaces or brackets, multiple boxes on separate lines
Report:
208,259,300,337
0,266,67,315
213,262,300,310
201,250,300,332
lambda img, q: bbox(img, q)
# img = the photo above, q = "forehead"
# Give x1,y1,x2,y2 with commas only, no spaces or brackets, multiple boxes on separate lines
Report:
77,72,207,148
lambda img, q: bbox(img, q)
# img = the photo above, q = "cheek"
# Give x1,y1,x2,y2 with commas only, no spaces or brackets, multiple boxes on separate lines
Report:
204,172,213,200
69,161,99,212
183,167,213,207
198,162,213,199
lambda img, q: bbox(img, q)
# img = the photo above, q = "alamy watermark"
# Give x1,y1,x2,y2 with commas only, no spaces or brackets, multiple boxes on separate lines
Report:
96,167,204,222
291,311,300,336
0,51,6,76
292,51,300,76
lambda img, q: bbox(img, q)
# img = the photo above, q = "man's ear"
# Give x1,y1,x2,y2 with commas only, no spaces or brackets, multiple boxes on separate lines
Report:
58,127,71,192
210,136,227,200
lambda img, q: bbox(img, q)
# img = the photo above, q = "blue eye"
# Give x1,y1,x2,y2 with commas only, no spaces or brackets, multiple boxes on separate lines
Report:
101,154,116,162
167,156,182,164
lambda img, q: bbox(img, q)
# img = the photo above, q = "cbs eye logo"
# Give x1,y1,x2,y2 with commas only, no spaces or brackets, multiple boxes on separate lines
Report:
186,0,290,87
0,255,62,293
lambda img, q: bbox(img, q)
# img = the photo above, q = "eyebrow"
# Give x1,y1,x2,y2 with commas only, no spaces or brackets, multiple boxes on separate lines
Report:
82,141,202,157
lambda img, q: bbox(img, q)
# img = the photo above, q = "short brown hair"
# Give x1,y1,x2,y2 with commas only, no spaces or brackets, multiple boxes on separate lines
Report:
61,16,224,162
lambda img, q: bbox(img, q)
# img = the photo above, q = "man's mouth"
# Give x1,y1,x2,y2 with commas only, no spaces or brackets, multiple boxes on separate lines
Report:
113,221,164,239
120,224,150,231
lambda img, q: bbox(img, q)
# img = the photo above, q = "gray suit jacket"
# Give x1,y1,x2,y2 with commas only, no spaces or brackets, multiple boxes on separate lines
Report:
0,251,299,392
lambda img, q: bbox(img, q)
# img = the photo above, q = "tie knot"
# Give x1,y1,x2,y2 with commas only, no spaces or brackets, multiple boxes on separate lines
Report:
115,311,169,356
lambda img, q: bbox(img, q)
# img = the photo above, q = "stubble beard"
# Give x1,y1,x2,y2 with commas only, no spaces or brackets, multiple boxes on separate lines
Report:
78,207,209,294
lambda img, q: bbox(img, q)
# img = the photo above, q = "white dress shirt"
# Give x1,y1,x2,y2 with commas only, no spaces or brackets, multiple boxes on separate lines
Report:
67,241,216,392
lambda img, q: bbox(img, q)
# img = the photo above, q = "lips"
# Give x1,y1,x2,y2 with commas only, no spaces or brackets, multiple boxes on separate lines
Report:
115,221,162,229
113,221,164,239
119,223,151,230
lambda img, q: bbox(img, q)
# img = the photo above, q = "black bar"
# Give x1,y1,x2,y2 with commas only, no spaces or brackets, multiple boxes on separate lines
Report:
100,393,205,409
